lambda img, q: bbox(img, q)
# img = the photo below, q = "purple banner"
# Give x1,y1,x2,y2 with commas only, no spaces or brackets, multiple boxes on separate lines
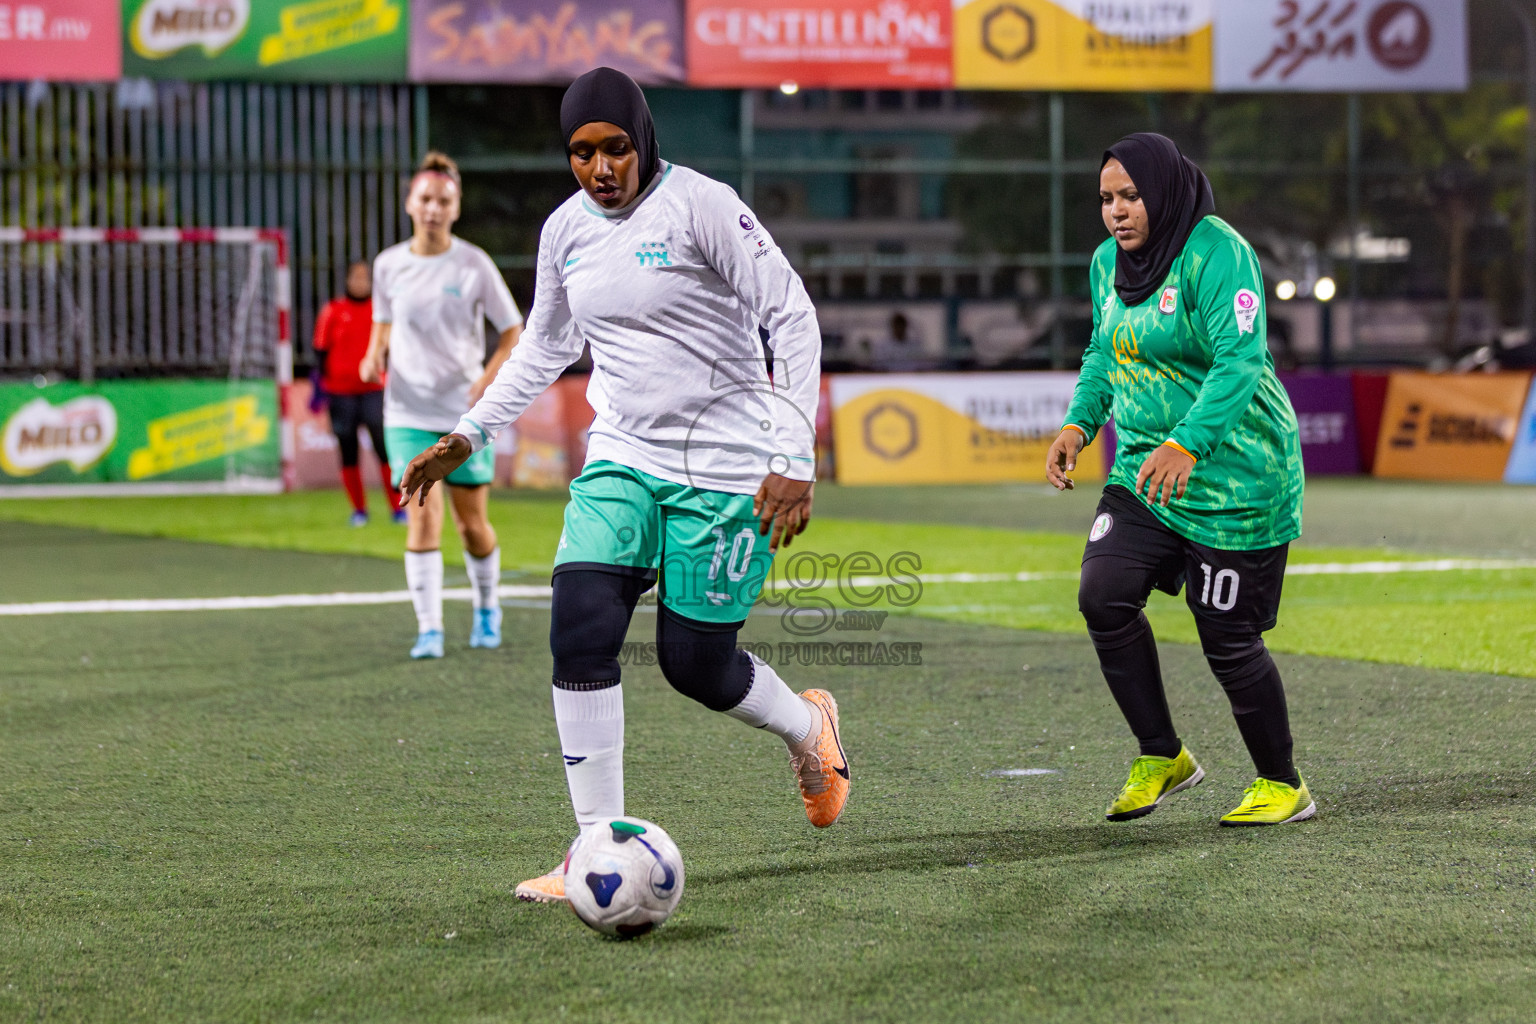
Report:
410,0,685,84
1280,373,1360,476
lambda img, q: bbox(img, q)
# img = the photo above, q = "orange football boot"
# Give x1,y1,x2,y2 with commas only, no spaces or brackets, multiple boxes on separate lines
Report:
791,689,849,827
514,864,567,903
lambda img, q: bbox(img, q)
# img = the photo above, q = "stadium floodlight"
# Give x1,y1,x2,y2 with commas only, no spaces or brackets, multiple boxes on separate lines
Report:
1314,276,1337,302
1276,280,1297,301
779,81,800,95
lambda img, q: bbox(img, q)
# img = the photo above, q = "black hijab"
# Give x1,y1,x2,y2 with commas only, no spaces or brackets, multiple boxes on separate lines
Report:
560,67,661,189
1102,133,1216,307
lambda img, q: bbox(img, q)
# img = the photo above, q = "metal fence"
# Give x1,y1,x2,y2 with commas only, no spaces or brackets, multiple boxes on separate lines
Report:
0,81,420,378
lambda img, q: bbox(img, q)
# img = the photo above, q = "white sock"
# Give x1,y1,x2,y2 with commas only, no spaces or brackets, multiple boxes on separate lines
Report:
404,549,443,633
726,653,815,745
464,546,500,611
552,684,625,831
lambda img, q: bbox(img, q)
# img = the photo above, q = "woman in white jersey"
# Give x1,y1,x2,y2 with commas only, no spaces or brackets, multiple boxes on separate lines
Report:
400,68,848,903
360,151,524,660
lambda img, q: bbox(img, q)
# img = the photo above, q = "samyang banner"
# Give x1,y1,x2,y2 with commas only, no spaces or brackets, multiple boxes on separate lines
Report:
123,0,409,81
411,0,685,83
686,0,952,88
0,0,121,81
953,0,1212,91
1214,0,1467,92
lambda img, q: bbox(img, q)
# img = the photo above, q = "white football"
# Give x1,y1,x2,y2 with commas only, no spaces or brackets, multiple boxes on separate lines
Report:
564,817,685,938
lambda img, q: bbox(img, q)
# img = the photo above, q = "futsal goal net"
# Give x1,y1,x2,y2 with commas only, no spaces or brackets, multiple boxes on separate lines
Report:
0,228,293,495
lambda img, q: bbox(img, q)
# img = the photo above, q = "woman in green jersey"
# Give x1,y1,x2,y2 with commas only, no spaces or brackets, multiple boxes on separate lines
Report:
1045,133,1313,827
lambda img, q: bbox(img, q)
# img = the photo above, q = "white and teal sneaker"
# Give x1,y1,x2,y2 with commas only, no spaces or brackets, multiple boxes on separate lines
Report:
470,607,503,649
410,629,445,659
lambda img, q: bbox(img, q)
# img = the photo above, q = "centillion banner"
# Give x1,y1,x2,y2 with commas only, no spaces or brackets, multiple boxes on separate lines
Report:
953,0,1212,91
1372,372,1532,482
830,372,1107,485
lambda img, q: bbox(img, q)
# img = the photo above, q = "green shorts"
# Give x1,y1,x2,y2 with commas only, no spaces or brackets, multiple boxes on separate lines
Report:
383,425,496,488
554,460,775,625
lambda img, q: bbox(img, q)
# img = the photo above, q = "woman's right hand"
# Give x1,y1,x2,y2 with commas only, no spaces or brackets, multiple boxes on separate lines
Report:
399,434,473,506
1046,428,1086,491
358,351,384,384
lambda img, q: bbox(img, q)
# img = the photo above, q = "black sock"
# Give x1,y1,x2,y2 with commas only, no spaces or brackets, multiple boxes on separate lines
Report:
1206,641,1299,787
1088,613,1181,759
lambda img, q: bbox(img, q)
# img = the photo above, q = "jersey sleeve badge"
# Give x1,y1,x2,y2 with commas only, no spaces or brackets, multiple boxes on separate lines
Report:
1233,288,1260,334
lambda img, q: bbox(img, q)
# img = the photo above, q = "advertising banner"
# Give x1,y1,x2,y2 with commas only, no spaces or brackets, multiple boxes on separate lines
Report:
0,380,279,486
953,0,1212,92
284,380,388,490
829,372,1106,485
1503,377,1536,485
0,0,121,81
1372,372,1532,482
1214,0,1467,92
686,0,951,88
411,0,685,84
1279,373,1360,476
123,0,409,81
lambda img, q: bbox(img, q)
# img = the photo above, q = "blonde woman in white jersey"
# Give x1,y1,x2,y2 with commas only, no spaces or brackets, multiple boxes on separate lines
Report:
360,152,524,659
400,68,848,902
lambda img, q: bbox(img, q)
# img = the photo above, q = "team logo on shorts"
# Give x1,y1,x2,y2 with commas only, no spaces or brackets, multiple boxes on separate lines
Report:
1233,288,1260,334
1090,513,1113,542
739,214,755,231
1159,287,1177,315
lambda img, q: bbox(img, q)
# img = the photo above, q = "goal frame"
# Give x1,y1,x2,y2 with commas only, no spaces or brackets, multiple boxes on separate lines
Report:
0,227,295,496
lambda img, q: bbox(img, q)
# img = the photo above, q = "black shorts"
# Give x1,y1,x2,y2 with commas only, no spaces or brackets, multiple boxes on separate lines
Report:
1084,484,1289,633
328,390,384,439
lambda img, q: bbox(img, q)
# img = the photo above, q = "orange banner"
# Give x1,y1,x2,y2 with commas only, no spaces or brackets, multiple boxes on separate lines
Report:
1373,372,1533,482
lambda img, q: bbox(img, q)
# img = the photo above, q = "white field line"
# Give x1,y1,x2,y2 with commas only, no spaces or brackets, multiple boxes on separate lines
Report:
1,559,1533,617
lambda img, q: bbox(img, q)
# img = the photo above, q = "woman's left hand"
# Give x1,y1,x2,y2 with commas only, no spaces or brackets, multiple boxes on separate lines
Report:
754,474,815,552
1135,444,1195,507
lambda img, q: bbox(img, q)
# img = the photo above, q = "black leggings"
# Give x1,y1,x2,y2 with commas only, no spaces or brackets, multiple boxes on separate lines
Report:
549,568,754,711
1077,486,1297,786
328,391,386,468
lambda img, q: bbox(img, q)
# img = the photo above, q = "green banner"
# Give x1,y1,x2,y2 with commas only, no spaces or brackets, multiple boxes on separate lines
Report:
123,0,408,81
0,380,280,485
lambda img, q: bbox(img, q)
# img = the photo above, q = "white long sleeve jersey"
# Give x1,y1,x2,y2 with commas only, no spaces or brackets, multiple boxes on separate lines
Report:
453,163,820,495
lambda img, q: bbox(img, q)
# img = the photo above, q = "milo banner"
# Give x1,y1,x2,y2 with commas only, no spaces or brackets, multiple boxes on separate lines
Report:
123,0,409,80
953,0,1212,91
829,372,1107,485
412,0,685,83
0,380,279,487
1372,372,1532,482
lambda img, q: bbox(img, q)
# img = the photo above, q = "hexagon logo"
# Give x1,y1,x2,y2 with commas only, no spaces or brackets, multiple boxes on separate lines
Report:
983,5,1035,63
862,402,919,461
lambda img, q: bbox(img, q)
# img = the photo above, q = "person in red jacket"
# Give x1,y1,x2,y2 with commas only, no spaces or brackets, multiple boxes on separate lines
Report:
313,261,403,525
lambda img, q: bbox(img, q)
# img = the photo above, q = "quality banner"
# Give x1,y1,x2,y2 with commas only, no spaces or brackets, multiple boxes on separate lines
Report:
0,380,279,485
123,0,408,81
0,0,121,81
686,0,952,88
1214,0,1467,92
1372,372,1532,482
412,0,684,83
953,0,1212,91
830,372,1106,485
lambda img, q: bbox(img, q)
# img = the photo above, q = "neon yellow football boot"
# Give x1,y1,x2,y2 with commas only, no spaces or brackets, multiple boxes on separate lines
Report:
1219,777,1316,826
1105,746,1204,821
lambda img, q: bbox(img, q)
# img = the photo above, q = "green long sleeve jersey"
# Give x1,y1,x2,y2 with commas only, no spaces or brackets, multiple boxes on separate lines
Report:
1063,216,1304,550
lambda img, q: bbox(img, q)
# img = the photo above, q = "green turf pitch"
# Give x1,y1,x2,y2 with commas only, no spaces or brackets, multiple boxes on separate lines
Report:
1,481,1535,1022
3,480,1533,675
